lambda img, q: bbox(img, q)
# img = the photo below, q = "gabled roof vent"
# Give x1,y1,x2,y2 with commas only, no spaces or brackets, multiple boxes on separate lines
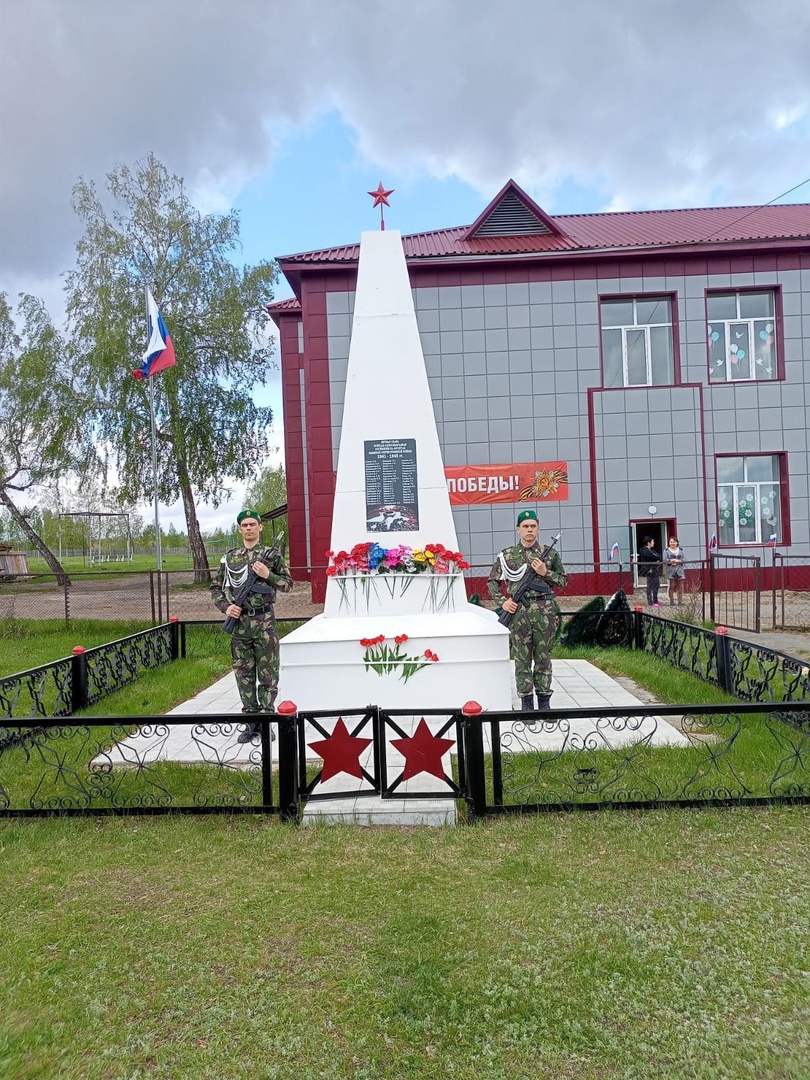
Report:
463,179,563,241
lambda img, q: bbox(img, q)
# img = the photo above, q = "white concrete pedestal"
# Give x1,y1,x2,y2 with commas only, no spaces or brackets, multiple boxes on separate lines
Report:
279,603,512,712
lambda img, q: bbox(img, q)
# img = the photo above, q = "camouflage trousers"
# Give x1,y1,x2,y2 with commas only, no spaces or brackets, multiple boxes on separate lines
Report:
230,612,280,713
510,600,558,696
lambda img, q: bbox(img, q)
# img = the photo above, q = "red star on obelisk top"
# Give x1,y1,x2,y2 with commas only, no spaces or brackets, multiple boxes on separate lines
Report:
368,182,394,230
390,718,455,782
308,718,373,783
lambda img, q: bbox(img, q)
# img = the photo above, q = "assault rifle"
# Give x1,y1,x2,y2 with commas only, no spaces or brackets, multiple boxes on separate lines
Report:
497,532,562,628
222,535,285,635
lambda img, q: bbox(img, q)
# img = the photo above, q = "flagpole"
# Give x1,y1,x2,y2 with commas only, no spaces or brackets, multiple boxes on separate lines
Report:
145,285,163,572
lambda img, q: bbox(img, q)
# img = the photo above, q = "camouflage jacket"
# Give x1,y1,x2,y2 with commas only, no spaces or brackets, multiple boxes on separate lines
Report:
211,545,293,616
487,542,568,604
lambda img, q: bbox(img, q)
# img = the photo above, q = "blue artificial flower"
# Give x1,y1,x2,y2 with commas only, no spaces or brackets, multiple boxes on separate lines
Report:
368,543,387,570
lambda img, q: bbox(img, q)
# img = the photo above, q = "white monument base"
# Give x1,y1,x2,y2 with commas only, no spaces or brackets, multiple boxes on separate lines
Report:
279,607,513,712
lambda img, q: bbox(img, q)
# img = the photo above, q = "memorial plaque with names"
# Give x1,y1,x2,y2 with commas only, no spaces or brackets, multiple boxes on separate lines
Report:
364,438,419,531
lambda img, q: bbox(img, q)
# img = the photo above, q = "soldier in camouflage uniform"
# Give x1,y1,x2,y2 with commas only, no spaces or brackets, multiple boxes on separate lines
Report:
212,509,293,743
487,509,568,713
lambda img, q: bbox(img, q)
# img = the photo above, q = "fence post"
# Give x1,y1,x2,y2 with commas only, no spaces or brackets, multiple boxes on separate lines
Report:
275,700,299,822
71,646,88,713
461,700,486,821
169,616,179,660
715,626,732,693
632,606,644,650
64,580,70,626
709,553,716,625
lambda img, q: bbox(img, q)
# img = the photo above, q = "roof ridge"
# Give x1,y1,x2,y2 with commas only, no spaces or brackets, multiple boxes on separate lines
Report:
554,201,809,220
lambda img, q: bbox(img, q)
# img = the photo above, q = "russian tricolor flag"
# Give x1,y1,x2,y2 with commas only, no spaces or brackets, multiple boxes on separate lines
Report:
709,533,718,550
132,290,176,379
767,532,778,546
609,542,620,562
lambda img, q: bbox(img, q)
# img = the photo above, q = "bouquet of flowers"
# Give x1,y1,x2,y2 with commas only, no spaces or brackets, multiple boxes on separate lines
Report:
326,542,469,577
360,633,439,683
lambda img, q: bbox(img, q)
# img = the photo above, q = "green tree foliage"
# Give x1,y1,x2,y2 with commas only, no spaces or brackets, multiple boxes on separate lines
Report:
64,153,278,581
244,463,288,554
0,293,95,582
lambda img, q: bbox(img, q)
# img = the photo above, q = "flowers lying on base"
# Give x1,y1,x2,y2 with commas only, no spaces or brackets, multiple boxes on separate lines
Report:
327,542,469,576
360,633,439,684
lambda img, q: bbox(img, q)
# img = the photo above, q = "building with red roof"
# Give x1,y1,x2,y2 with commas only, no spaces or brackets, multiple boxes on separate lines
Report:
270,180,810,600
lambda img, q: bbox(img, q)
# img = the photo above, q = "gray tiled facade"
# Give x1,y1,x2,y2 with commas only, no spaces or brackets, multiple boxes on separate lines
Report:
325,267,810,570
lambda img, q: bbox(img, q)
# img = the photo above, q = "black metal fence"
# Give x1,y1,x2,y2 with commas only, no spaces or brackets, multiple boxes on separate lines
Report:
0,622,176,726
1,701,808,819
2,612,809,819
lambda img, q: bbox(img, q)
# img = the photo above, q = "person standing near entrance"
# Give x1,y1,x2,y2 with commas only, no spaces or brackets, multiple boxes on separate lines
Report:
212,509,293,743
638,536,662,608
663,536,686,606
487,509,568,712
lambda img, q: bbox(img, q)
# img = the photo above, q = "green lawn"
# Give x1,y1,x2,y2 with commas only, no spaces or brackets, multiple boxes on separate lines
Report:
0,619,154,678
2,633,809,1077
1,809,808,1080
22,553,209,574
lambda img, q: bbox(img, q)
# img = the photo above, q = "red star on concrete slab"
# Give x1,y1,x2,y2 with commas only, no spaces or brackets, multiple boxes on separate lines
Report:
308,718,373,783
368,182,394,208
390,718,455,782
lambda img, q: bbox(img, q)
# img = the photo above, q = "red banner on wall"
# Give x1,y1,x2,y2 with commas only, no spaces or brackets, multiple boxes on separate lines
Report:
445,462,569,505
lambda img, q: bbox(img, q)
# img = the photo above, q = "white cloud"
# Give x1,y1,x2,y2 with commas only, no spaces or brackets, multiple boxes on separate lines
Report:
2,0,809,289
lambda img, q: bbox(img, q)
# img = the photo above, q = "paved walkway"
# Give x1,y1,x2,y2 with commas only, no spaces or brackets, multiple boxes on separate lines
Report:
103,659,686,826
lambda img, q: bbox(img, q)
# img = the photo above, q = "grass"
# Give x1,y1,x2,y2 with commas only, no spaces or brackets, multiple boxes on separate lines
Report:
1,632,809,1077
21,553,209,574
0,809,808,1079
557,642,735,705
0,619,154,678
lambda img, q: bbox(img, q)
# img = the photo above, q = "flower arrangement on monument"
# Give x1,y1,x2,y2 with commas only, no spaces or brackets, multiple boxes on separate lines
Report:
326,542,469,576
360,633,440,684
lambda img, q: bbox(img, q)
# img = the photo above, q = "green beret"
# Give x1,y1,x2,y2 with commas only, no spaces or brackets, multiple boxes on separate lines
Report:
516,509,538,526
237,509,262,525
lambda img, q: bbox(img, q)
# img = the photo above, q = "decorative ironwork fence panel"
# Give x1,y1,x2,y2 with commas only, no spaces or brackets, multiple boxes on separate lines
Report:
0,657,73,724
0,716,285,816
475,703,810,815
84,625,174,703
640,618,720,686
2,703,808,819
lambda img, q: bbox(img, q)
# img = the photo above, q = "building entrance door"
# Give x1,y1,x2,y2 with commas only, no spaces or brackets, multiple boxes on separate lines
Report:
631,520,673,591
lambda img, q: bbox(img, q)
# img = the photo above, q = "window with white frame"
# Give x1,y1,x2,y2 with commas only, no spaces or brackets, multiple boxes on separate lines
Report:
717,455,782,545
601,296,674,387
707,290,777,382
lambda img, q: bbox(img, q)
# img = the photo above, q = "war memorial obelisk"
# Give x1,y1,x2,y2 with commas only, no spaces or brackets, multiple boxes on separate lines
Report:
277,229,513,711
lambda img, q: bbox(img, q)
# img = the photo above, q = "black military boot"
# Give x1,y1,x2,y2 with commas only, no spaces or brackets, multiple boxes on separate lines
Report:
237,721,261,744
536,692,552,713
520,694,535,712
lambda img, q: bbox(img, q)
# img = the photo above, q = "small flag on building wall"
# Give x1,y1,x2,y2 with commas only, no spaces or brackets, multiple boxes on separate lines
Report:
709,533,718,550
132,290,176,379
609,542,620,562
768,532,778,545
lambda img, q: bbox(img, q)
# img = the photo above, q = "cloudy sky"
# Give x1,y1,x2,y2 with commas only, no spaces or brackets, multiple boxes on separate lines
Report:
1,0,809,531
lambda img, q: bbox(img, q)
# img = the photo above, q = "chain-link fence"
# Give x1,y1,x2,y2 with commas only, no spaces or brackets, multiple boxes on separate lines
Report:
772,554,810,630
2,557,808,632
